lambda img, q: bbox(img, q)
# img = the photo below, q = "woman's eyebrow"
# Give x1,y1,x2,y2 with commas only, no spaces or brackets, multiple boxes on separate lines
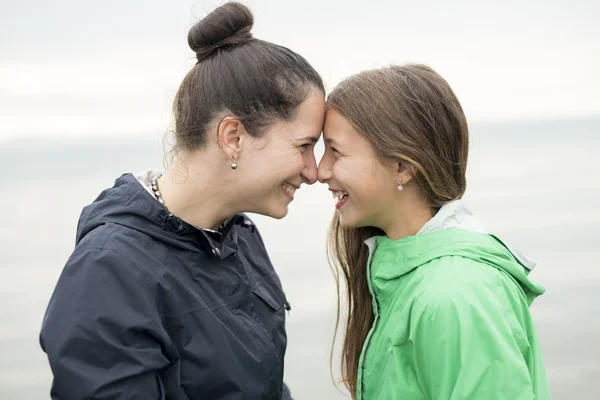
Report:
297,135,320,143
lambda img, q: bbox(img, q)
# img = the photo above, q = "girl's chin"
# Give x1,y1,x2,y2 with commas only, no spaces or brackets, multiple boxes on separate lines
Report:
338,211,375,230
338,213,359,229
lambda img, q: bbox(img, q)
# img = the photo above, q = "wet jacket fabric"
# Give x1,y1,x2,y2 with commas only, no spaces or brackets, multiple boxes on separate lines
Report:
40,173,292,400
356,201,551,400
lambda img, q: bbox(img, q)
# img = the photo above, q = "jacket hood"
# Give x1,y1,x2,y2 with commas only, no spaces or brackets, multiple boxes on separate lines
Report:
366,200,545,303
76,173,247,256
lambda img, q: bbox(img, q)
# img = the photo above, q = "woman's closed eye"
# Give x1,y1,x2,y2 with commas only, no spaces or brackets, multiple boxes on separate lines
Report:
299,143,312,152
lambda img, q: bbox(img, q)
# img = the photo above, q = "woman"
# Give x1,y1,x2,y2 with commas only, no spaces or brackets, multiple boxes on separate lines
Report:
40,3,324,399
319,64,551,399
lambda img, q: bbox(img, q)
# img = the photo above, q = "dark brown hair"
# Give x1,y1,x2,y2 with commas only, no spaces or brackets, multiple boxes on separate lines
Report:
326,64,469,397
171,2,324,155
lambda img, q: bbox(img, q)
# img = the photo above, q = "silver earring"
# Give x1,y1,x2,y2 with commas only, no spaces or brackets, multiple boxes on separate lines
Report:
397,178,403,191
231,154,238,170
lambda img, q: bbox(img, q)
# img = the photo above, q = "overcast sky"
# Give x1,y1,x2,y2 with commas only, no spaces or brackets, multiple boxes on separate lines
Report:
1,0,598,142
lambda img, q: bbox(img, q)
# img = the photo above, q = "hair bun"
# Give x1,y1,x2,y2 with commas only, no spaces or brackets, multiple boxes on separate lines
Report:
188,2,254,63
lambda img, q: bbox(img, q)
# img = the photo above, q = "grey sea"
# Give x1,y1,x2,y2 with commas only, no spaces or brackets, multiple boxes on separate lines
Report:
1,118,598,399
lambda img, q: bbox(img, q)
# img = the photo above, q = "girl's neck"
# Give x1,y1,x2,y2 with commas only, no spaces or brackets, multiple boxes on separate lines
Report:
383,190,434,240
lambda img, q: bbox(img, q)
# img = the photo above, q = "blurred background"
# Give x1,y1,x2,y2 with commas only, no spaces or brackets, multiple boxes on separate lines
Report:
1,0,598,398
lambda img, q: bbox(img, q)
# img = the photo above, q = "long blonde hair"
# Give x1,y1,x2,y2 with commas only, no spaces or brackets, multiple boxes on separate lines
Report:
327,64,469,397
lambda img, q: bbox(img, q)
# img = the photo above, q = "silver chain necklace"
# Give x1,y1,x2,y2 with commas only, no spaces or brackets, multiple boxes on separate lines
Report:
151,172,226,236
150,173,168,209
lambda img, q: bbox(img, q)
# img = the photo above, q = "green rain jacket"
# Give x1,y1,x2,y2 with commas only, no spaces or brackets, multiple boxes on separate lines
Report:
356,201,551,400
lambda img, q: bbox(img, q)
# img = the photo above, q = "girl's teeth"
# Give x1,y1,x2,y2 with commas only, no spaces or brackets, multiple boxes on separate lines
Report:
332,191,348,200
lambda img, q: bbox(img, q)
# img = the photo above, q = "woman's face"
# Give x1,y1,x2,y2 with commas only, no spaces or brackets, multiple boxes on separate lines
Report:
318,110,398,229
239,90,326,219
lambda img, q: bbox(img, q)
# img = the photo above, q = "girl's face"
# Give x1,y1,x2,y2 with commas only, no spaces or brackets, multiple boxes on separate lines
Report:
318,110,398,229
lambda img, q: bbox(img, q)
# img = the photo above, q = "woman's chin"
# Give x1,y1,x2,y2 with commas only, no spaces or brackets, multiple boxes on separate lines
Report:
264,204,289,220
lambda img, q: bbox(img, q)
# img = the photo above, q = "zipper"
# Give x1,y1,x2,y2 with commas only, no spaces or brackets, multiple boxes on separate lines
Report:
356,240,380,400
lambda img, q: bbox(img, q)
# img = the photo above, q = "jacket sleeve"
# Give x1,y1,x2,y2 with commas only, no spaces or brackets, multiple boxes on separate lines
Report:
40,247,170,400
409,284,535,400
282,381,293,400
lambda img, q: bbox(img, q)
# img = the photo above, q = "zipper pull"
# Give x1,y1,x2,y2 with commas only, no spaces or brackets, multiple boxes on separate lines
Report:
284,300,291,316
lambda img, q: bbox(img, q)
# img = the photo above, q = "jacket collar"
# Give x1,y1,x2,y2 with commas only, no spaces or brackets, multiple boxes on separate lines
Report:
416,199,487,235
78,172,252,259
364,199,537,272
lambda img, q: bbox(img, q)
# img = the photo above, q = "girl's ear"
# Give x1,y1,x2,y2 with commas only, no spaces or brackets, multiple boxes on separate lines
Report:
396,159,415,186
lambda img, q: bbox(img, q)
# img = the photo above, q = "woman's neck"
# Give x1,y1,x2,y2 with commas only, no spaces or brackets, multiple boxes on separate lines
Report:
157,155,237,231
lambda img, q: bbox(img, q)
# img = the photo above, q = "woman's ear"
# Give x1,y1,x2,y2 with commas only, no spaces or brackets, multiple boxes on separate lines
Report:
217,117,247,159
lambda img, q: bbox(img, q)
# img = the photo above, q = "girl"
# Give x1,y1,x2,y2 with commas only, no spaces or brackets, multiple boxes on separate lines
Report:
318,64,550,399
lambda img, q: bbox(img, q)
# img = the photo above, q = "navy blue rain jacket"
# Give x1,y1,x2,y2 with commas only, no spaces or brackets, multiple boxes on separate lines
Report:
40,173,293,399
